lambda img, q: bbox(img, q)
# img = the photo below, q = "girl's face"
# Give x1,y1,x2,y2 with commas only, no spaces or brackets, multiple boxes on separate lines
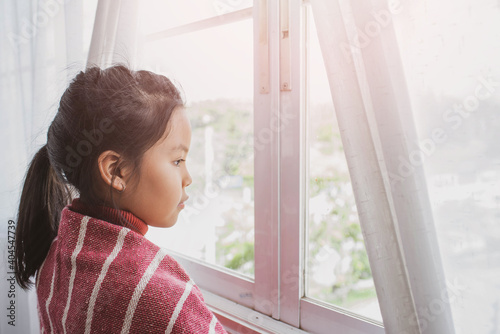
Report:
121,107,192,228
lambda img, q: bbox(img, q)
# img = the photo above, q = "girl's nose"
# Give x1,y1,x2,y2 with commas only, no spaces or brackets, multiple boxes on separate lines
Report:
184,170,192,187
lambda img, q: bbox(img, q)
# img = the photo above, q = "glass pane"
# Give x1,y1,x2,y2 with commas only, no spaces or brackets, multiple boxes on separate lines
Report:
140,19,255,277
305,7,382,322
392,1,500,333
139,0,253,35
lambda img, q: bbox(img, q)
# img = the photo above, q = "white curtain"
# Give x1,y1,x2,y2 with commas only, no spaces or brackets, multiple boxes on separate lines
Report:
311,0,500,333
0,1,95,333
87,0,139,68
311,0,430,334
0,0,140,331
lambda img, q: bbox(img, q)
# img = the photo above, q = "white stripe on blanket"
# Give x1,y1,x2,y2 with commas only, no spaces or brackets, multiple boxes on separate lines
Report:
85,227,129,334
120,248,168,334
63,216,89,334
165,279,195,334
45,263,57,333
209,315,218,334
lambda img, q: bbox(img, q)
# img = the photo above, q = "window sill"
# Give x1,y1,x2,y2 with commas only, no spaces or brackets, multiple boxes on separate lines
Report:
202,288,311,334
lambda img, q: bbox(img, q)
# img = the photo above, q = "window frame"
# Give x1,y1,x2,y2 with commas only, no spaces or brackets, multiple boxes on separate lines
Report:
279,2,385,333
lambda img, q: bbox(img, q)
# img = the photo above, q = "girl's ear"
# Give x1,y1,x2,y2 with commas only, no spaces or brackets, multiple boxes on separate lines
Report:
97,150,132,192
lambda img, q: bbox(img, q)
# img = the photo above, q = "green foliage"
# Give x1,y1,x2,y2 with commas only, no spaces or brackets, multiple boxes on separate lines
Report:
329,287,378,308
351,249,372,280
242,175,254,188
225,242,254,272
187,99,375,307
186,99,255,276
309,176,342,198
216,201,255,276
317,123,334,142
307,103,376,309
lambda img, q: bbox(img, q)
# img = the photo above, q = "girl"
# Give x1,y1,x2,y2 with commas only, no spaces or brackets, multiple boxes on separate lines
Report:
14,65,228,333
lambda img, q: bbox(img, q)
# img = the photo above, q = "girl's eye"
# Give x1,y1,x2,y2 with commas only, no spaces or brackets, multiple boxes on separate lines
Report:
174,159,185,166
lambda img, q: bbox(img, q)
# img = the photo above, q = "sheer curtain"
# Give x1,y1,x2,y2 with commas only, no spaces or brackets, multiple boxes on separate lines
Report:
310,0,500,333
87,0,139,68
388,1,500,333
0,1,97,333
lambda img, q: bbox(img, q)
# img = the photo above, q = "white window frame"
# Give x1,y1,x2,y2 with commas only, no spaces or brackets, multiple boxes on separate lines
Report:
142,1,386,333
279,2,384,333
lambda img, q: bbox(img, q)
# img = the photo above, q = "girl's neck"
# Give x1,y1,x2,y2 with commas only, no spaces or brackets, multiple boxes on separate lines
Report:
69,198,148,235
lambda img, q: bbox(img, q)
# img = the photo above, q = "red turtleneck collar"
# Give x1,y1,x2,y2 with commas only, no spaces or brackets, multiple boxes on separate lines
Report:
69,198,149,236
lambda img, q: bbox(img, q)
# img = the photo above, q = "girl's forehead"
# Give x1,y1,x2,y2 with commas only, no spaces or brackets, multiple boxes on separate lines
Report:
160,108,191,149
170,108,191,134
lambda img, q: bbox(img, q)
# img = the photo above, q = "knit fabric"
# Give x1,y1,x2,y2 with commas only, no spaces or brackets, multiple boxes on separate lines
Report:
36,200,227,333
70,199,149,236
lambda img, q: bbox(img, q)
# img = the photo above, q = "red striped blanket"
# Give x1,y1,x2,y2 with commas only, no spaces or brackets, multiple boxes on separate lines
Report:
36,203,227,333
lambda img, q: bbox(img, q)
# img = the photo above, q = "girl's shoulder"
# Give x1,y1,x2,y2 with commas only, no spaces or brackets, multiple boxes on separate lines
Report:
57,205,192,283
37,208,224,333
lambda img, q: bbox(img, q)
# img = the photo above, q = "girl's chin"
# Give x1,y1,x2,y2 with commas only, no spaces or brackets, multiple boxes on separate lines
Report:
148,215,179,228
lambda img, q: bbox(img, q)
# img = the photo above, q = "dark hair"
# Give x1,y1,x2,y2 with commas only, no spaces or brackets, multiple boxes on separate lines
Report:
15,65,184,290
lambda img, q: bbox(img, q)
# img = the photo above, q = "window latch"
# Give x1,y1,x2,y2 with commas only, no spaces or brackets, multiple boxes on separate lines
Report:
280,0,291,91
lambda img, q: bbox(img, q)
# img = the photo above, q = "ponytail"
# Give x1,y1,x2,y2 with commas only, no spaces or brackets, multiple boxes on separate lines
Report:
15,145,71,290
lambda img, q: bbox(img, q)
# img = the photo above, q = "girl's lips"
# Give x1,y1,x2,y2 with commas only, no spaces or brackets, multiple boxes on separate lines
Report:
178,196,188,209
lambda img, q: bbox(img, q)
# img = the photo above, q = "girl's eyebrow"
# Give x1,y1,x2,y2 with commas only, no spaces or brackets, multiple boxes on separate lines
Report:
171,143,189,152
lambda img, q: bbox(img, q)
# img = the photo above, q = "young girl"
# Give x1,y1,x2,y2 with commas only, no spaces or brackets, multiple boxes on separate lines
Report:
14,65,228,333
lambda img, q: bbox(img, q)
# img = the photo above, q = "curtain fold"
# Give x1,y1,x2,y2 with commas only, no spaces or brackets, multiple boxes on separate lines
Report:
309,0,455,333
87,0,140,68
342,1,456,334
0,1,98,333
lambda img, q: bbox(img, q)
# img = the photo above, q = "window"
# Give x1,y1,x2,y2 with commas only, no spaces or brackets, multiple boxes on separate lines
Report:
139,0,253,34
138,1,385,333
139,0,256,312
141,15,255,278
305,8,382,322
